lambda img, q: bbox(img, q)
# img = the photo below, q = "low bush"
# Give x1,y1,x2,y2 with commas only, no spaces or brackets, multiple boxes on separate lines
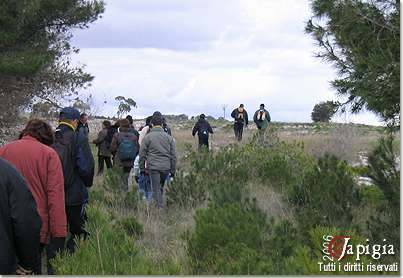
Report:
186,201,269,274
288,154,360,234
117,216,144,238
52,204,182,275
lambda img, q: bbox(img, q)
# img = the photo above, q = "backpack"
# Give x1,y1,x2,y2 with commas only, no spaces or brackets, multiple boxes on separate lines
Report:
52,129,76,190
258,110,266,121
118,137,137,161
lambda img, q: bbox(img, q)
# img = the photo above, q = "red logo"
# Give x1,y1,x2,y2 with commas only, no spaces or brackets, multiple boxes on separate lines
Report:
328,236,351,261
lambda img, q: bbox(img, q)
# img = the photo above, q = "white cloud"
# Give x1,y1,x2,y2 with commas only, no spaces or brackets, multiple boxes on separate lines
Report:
71,0,382,125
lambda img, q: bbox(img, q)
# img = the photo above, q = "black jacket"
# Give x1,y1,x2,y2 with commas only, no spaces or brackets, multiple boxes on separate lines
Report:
231,108,249,126
54,123,95,206
192,119,214,138
0,158,41,274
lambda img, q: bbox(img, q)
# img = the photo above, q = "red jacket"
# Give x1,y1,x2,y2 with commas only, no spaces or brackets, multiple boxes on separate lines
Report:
0,135,67,244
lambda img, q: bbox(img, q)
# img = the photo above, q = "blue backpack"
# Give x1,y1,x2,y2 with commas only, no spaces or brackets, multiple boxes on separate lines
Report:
118,138,137,161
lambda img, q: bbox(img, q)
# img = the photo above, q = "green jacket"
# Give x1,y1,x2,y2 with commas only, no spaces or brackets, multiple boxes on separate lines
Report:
139,127,177,173
253,109,271,130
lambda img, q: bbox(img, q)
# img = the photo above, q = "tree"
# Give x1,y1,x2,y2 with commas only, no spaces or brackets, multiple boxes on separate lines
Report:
115,96,137,118
0,0,105,128
311,101,338,122
306,0,400,126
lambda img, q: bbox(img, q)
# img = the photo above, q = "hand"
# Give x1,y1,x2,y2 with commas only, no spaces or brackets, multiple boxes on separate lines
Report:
140,171,146,176
170,172,175,178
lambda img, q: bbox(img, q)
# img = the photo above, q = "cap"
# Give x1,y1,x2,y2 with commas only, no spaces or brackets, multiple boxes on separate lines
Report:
59,107,80,120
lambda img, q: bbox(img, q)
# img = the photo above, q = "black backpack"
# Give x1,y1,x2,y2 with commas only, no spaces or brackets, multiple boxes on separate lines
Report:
52,128,76,191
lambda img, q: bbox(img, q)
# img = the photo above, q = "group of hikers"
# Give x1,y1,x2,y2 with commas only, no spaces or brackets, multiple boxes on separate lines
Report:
0,103,271,275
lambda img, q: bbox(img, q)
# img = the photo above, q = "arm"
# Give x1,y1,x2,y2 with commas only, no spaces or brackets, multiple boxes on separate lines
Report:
110,134,118,155
245,111,249,126
75,133,95,187
266,110,271,122
139,136,149,172
208,123,214,134
230,109,236,119
47,152,67,239
93,130,106,145
9,168,41,272
253,111,258,123
170,137,177,174
192,122,198,136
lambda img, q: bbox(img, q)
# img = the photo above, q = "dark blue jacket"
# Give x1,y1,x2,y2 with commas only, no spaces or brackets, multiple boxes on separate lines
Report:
0,158,41,274
54,123,94,206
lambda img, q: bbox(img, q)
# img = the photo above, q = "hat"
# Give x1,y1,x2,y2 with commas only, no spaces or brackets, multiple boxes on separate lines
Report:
152,111,162,117
59,107,80,120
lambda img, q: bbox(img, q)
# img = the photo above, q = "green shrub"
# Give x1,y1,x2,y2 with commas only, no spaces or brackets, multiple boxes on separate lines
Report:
117,216,144,238
52,204,182,275
288,154,359,233
186,201,269,274
366,136,400,260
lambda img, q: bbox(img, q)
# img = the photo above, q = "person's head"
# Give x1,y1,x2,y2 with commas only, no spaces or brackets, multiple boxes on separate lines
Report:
80,113,88,124
119,119,130,131
151,114,163,127
102,120,111,129
20,119,55,146
126,115,133,125
59,107,80,129
200,114,206,120
260,103,265,109
145,116,153,127
239,104,244,108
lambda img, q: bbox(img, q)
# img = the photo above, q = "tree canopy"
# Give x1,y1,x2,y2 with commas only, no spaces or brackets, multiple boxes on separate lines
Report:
0,0,104,126
311,100,339,122
306,0,400,127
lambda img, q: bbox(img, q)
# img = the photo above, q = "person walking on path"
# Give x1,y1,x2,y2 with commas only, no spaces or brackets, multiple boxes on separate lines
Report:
253,104,271,143
0,157,42,275
231,104,248,142
139,112,177,209
110,119,139,191
0,119,67,274
52,107,94,256
77,113,90,137
192,114,214,151
93,120,113,175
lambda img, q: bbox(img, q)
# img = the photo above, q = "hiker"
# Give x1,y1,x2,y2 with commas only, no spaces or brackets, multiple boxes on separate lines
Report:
231,104,248,141
108,121,120,164
139,116,153,145
253,103,271,143
110,119,139,191
52,107,94,256
0,158,41,275
162,117,172,136
93,120,113,175
139,112,177,209
0,119,67,274
192,114,214,150
78,113,90,137
135,116,153,201
126,115,140,136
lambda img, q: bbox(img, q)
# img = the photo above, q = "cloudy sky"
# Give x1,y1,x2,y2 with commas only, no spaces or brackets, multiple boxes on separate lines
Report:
71,0,382,125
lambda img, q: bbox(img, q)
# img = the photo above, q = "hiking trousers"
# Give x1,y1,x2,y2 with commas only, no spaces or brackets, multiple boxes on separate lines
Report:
65,204,88,253
198,136,209,151
98,155,112,174
149,170,170,208
234,122,244,141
